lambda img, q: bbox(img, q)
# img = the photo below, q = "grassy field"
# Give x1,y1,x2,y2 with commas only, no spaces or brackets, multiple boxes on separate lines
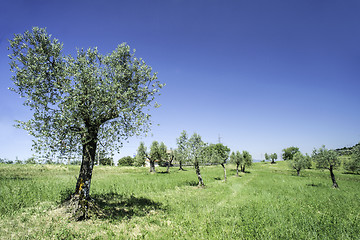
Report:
0,161,359,239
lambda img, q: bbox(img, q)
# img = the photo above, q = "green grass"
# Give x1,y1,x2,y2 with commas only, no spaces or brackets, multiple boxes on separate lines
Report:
0,162,359,239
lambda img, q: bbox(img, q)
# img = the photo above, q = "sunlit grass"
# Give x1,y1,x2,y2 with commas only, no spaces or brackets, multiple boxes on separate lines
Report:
0,162,359,239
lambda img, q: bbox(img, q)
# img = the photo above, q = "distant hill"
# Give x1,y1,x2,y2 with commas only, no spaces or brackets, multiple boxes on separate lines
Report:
335,143,360,155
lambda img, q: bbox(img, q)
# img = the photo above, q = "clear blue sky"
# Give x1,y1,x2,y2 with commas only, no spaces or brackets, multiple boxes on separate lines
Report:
1,0,359,161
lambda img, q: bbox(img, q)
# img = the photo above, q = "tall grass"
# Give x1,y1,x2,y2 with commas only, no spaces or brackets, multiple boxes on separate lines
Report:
0,162,359,239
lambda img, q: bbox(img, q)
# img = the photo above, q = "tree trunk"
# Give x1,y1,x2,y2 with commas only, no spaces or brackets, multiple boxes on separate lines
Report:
179,160,184,171
194,161,204,186
150,160,156,173
297,169,300,176
329,165,339,188
236,164,239,177
75,133,97,199
221,163,227,181
72,128,98,220
271,159,275,164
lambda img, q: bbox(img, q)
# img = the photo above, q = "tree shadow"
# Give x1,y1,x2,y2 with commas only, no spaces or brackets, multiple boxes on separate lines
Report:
183,180,198,186
342,171,360,175
92,192,164,221
59,190,164,221
306,183,325,187
0,176,32,181
214,177,222,180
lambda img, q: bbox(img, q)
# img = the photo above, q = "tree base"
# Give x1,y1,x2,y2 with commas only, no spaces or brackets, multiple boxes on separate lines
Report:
65,194,104,221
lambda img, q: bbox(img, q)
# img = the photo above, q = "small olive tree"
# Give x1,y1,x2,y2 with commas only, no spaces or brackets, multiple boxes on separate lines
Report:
205,143,230,181
230,151,243,177
270,153,277,164
188,133,207,186
241,150,252,172
176,130,188,170
290,152,307,176
312,145,340,188
135,142,147,167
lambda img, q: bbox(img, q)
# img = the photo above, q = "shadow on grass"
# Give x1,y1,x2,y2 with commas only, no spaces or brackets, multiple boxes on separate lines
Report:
183,180,198,186
343,171,360,175
0,176,33,181
306,183,325,187
229,169,251,174
92,192,164,220
59,190,164,221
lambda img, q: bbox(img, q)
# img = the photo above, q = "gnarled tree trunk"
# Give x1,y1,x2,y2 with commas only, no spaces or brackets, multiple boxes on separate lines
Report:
72,128,99,220
329,165,339,188
179,160,184,171
194,161,204,186
221,163,227,181
150,160,156,173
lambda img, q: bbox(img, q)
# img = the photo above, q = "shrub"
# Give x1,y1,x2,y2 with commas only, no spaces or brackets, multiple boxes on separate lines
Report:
343,144,360,174
118,156,134,166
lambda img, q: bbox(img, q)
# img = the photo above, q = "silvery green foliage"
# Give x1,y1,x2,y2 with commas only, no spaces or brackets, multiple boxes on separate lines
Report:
176,130,189,164
312,145,340,170
8,27,164,158
230,151,243,165
290,151,307,174
205,143,230,165
242,150,252,167
344,144,360,173
135,141,147,167
187,133,206,164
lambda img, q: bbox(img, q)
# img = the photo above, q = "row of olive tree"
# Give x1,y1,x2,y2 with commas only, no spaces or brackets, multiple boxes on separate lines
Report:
133,130,253,186
285,144,360,188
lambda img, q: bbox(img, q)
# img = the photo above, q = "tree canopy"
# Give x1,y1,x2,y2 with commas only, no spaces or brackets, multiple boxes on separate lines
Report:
343,143,360,174
9,27,163,157
176,130,189,170
282,146,300,161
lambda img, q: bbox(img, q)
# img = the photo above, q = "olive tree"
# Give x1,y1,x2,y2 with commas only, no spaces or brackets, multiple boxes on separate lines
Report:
166,148,176,173
264,153,270,162
241,150,252,172
270,153,277,164
290,151,307,176
176,130,188,170
135,142,147,167
282,146,300,161
8,27,163,219
188,133,207,186
312,145,340,188
205,143,230,181
230,151,243,177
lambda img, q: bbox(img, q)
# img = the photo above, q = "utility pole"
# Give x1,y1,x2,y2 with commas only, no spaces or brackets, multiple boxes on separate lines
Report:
218,134,222,144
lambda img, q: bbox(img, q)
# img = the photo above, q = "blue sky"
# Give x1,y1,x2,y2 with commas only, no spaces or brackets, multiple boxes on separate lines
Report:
1,0,359,161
